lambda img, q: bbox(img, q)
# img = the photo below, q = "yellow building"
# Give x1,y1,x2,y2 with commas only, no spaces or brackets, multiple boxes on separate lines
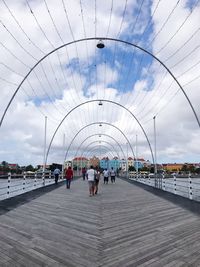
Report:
162,163,184,172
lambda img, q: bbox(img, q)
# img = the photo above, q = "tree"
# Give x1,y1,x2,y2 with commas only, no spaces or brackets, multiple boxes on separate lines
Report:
1,161,8,167
129,166,136,171
181,164,188,172
140,166,150,172
195,168,200,174
188,165,195,173
25,165,35,172
0,161,9,173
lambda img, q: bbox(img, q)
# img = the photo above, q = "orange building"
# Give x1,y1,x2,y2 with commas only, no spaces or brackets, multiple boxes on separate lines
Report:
89,156,100,168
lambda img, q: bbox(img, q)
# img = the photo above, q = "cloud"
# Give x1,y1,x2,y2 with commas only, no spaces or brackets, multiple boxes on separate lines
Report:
0,0,199,166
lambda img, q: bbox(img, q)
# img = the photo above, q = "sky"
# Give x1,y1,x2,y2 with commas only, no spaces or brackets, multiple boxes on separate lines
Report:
0,0,199,166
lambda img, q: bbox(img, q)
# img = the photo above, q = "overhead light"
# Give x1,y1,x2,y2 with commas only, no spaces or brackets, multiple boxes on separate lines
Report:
99,123,102,127
98,100,103,106
97,40,105,49
99,135,101,137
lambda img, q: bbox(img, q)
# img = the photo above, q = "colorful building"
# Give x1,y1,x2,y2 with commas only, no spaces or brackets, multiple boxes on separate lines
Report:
72,157,88,169
120,159,127,171
89,156,100,168
109,157,120,171
128,157,134,168
162,163,184,172
100,157,109,169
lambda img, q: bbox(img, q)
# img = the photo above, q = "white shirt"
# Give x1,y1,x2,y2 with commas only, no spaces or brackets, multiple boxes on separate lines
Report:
53,168,60,175
110,169,116,176
87,169,96,181
103,170,109,177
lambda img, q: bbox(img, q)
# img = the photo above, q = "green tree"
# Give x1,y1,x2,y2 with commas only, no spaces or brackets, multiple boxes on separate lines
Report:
195,168,200,174
140,166,150,172
25,165,35,172
181,164,188,172
1,161,8,167
188,165,195,173
129,166,136,171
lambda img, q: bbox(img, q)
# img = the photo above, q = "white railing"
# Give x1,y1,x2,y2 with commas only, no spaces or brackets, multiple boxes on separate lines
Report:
128,173,200,202
0,171,64,201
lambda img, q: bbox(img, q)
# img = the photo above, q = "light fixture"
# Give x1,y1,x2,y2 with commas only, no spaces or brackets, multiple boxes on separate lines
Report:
99,135,101,137
98,100,103,106
97,40,105,49
99,123,102,127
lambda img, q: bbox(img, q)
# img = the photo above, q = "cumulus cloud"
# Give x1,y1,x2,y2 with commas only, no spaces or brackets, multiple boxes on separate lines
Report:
0,0,199,166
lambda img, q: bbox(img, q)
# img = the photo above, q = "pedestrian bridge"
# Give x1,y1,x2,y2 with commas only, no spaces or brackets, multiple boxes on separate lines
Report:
1,178,200,267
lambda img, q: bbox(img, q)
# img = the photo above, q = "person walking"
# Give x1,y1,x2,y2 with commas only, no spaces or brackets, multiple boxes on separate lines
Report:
86,166,96,196
110,167,116,183
53,167,61,184
65,166,73,189
82,167,86,180
94,169,101,194
103,168,109,184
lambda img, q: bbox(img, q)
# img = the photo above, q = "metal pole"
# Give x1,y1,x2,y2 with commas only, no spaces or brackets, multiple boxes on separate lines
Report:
126,142,128,178
153,116,157,176
62,133,65,180
136,134,138,179
43,116,47,185
153,116,158,188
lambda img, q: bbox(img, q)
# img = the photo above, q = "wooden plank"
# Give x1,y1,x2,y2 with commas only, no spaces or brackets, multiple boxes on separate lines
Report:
0,178,200,266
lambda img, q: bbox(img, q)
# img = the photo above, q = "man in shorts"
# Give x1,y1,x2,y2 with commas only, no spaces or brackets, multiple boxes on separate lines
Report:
86,166,97,196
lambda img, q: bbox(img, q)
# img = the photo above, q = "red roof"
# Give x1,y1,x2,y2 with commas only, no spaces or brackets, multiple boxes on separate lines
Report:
73,157,88,161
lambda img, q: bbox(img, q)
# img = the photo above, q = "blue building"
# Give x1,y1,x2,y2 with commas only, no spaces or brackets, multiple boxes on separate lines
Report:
100,157,120,171
100,157,109,169
109,157,120,171
134,159,144,170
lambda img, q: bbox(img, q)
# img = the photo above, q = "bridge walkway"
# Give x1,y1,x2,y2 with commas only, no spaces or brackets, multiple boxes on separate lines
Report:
0,178,200,266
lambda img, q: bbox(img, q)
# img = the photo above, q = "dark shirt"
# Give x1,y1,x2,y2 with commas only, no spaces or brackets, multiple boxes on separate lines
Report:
65,169,73,179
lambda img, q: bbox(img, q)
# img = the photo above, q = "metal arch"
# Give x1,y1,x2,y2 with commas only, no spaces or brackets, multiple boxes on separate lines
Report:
1,37,199,128
75,140,120,160
64,121,135,163
81,145,115,160
46,99,153,166
74,133,126,160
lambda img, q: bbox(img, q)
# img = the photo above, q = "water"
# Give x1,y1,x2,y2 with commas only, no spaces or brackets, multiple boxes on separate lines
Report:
129,176,200,202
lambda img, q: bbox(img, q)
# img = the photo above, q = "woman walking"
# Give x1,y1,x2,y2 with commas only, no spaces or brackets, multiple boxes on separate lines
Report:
94,169,101,194
65,166,73,189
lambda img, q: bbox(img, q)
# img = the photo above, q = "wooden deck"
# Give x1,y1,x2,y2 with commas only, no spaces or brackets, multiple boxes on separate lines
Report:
0,178,200,267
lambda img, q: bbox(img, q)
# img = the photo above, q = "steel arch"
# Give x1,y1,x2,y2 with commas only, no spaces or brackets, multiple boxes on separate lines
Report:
64,121,135,163
45,100,154,166
75,140,120,160
1,37,199,128
74,133,126,160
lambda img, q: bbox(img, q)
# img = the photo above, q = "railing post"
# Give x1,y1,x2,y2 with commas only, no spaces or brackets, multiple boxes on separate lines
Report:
188,174,193,200
148,173,151,185
173,174,177,194
7,172,11,196
49,170,51,183
162,173,165,191
42,170,45,186
23,172,26,191
34,172,37,187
